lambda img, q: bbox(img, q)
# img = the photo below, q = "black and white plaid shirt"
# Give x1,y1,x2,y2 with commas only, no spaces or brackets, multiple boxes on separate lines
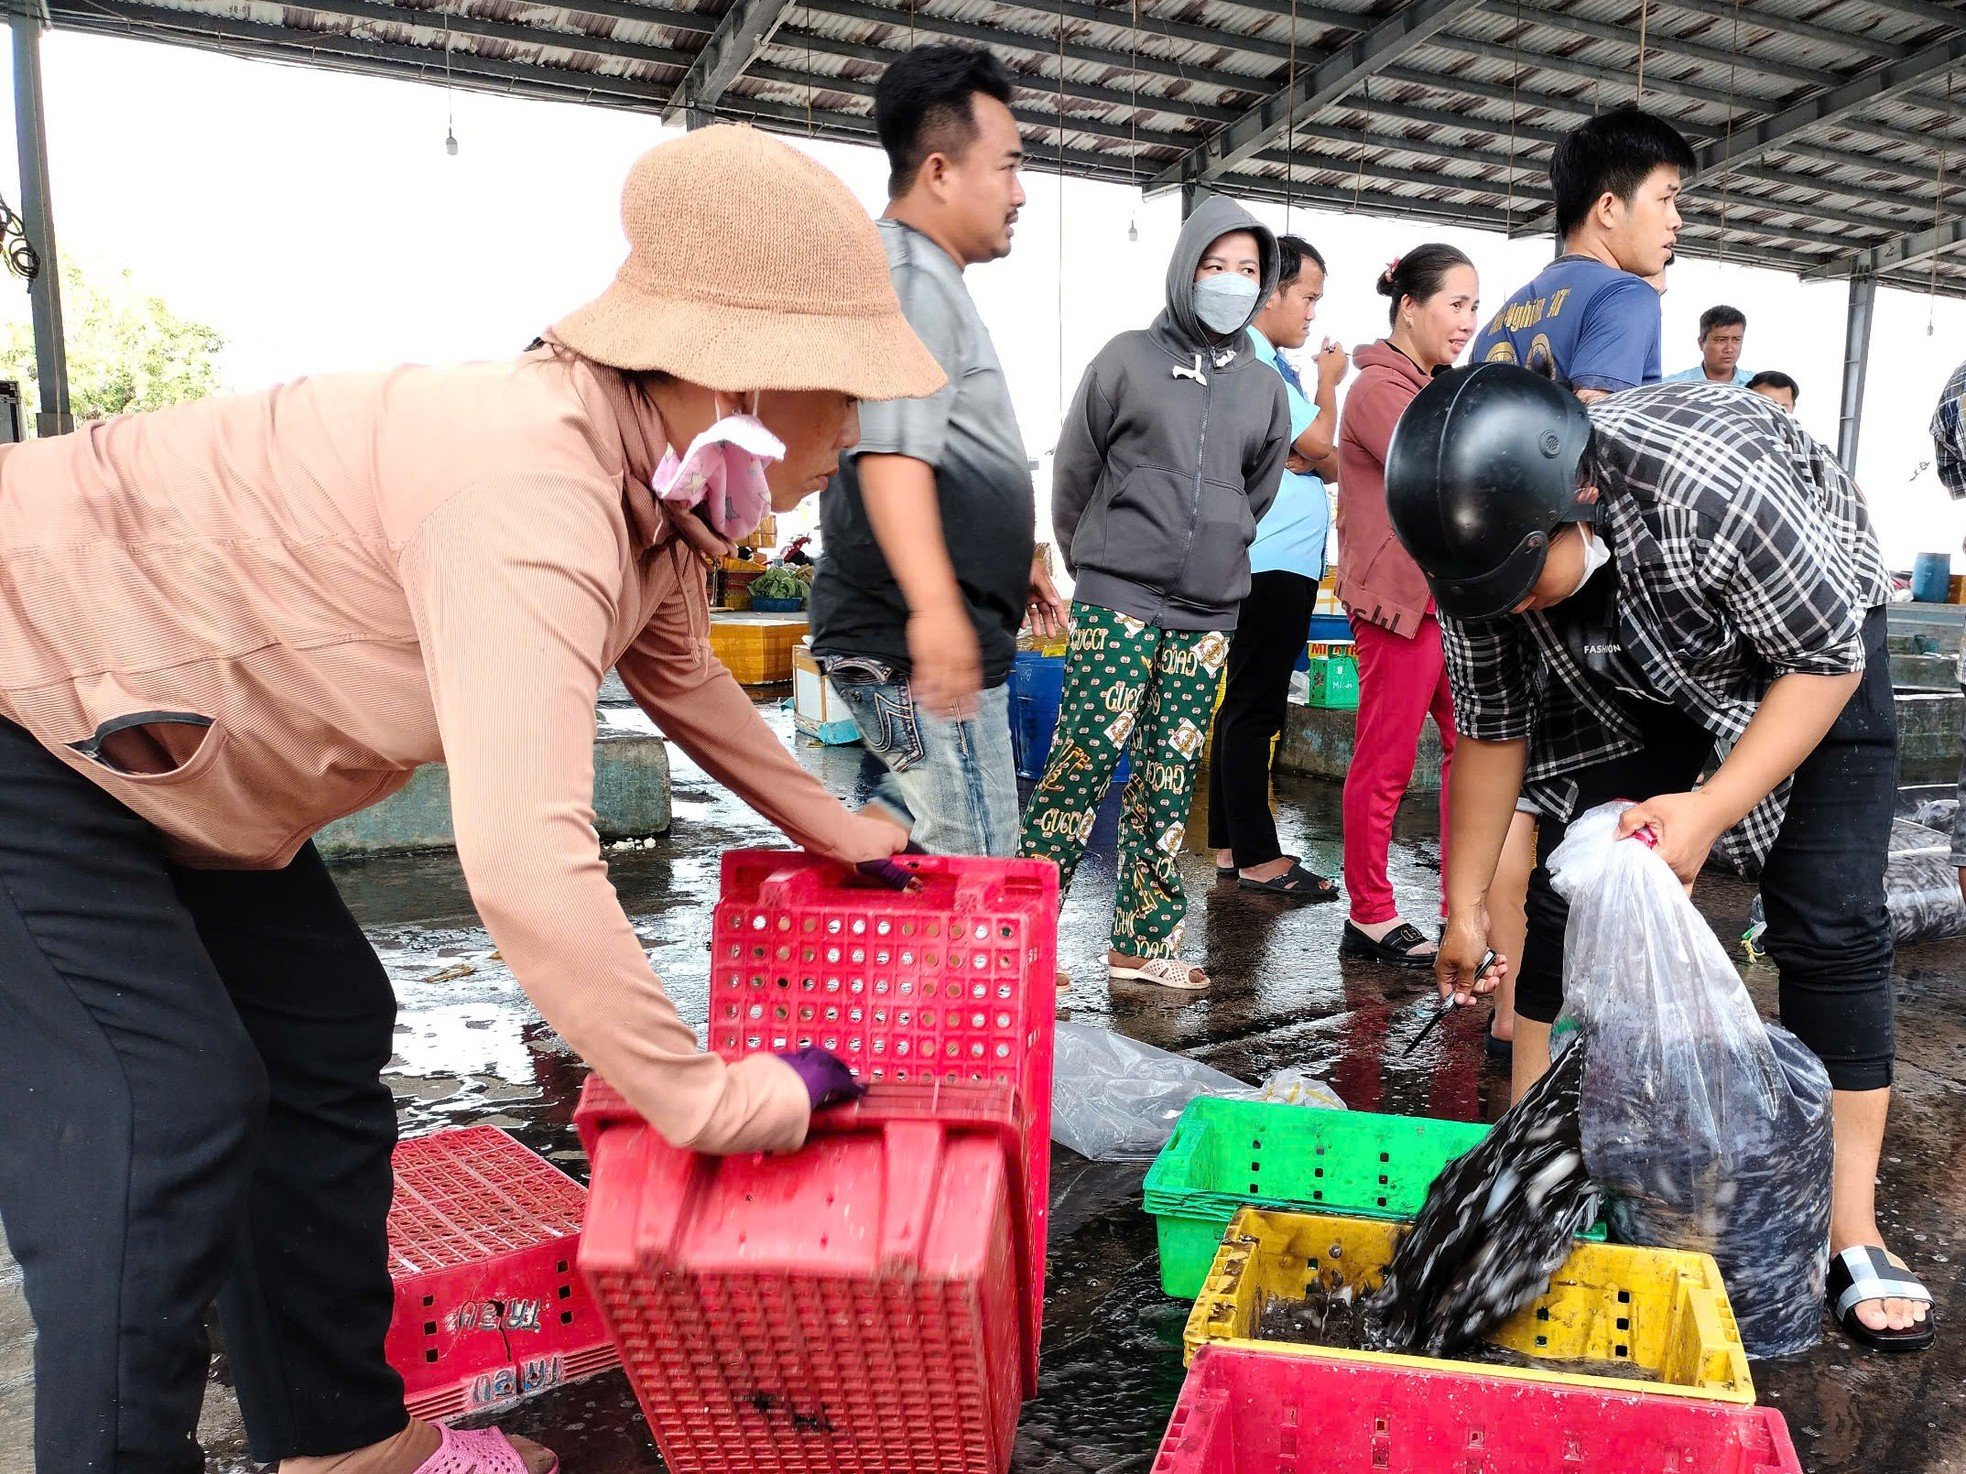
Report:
1935,359,1966,499
1442,381,1893,870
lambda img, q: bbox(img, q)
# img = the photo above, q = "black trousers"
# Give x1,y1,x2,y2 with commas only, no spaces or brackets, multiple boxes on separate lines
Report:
1207,570,1318,867
0,719,405,1472
1515,606,1897,1092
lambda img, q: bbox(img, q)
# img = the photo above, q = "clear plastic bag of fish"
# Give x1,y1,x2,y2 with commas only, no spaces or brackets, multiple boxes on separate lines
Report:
1550,801,1833,1359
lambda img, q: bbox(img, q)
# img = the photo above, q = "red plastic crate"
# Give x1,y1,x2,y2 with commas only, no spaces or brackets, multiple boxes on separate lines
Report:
1156,1346,1803,1474
385,1127,619,1420
578,1081,1030,1474
706,850,1058,1374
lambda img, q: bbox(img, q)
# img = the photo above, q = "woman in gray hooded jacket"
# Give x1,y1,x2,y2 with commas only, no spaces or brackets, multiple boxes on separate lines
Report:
1020,197,1292,990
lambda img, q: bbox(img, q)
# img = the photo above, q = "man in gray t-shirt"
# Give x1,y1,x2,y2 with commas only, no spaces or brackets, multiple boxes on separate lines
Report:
809,46,1065,856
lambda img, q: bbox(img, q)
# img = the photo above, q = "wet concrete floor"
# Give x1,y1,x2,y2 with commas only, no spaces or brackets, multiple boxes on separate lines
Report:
4,700,1965,1471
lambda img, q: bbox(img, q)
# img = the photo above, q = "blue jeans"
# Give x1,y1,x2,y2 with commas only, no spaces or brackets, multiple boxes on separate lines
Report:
823,658,1020,858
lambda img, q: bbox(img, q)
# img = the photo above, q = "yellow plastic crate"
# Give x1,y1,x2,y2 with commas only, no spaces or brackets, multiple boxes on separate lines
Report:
1184,1207,1753,1405
708,614,808,686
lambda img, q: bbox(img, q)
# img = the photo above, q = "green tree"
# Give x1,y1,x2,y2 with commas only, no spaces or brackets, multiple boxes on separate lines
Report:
0,263,224,426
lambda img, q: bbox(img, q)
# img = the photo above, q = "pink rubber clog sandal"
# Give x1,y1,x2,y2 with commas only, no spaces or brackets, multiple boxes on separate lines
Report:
411,1427,558,1474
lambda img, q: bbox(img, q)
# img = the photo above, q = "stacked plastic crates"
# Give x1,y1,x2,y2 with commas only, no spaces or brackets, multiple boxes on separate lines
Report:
709,613,810,685
577,852,1058,1474
1143,1094,1806,1471
384,1126,620,1419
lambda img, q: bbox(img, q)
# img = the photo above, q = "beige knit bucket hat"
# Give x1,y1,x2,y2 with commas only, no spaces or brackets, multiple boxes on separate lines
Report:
554,125,946,403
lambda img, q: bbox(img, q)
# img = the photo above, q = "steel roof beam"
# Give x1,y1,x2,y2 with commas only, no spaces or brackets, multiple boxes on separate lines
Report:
1424,33,1764,111
1687,31,1966,186
519,0,716,36
775,25,1241,124
1145,0,1491,193
720,90,1134,177
1651,0,1910,58
743,60,1196,151
1857,0,1966,32
1265,122,1925,235
802,0,1266,96
54,0,685,99
278,0,688,67
1492,1,1837,89
54,0,687,84
1801,212,1966,281
665,0,801,120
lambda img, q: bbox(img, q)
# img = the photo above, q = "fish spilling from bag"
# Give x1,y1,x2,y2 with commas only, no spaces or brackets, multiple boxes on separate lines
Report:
1361,1041,1599,1357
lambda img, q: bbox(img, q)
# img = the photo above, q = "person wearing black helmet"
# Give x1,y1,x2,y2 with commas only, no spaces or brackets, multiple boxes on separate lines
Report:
1389,363,1932,1353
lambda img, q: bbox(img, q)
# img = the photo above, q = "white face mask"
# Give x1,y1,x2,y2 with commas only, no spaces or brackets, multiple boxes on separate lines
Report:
651,394,785,541
1569,522,1611,596
1193,274,1261,335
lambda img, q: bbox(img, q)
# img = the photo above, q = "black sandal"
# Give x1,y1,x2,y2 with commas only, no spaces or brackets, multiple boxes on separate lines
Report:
1339,920,1437,970
1237,862,1340,902
1829,1246,1936,1352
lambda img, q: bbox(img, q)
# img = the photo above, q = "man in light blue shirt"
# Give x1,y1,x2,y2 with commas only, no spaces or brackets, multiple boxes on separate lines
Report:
1665,303,1753,385
1207,234,1349,896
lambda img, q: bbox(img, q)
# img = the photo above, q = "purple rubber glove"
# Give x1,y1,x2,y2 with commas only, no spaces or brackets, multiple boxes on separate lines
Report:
777,1045,868,1109
855,840,929,893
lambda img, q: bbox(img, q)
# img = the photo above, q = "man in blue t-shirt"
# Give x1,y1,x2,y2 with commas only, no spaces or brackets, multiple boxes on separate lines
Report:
1471,106,1694,403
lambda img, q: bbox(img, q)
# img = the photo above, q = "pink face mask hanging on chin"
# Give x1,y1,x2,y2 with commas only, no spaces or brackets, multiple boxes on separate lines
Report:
651,394,785,540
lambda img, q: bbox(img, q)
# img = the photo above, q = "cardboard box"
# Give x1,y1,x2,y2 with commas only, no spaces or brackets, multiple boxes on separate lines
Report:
792,646,862,745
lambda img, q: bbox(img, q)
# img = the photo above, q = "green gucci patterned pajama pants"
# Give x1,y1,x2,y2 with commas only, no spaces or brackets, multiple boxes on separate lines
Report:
1019,603,1230,958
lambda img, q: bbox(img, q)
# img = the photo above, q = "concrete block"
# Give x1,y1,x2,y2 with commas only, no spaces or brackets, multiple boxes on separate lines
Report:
316,731,672,858
1278,690,1965,790
1279,702,1445,789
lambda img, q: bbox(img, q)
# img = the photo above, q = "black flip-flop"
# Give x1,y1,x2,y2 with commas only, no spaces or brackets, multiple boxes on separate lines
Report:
1238,861,1340,902
1339,920,1437,970
1484,1031,1513,1064
1214,863,1238,881
1829,1246,1936,1352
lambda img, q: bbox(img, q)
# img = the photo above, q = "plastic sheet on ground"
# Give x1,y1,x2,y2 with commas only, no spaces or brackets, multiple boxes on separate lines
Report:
1049,1022,1342,1161
1553,802,1832,1360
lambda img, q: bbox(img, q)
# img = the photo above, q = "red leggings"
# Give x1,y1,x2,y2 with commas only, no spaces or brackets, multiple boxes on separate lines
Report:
1341,614,1456,926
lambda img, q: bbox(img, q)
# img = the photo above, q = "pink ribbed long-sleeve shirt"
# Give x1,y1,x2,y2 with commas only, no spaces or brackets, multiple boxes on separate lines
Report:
0,346,844,1153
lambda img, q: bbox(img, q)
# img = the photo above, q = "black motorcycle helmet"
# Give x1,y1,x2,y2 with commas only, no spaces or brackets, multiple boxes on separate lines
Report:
1385,363,1595,620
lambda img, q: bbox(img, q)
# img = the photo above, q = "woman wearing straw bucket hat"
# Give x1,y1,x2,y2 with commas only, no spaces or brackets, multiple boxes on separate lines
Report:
0,125,940,1474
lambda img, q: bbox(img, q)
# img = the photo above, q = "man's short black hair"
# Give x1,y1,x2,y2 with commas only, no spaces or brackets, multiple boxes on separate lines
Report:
1748,369,1798,400
1700,304,1748,339
1550,105,1696,241
1275,234,1326,289
874,46,1017,199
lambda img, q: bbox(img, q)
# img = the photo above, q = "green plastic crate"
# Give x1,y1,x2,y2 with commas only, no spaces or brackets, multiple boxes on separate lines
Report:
1306,653,1359,709
1144,1097,1602,1299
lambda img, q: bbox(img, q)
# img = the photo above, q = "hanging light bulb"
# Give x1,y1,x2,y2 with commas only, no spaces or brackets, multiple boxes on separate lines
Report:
1127,215,1139,243
445,126,459,157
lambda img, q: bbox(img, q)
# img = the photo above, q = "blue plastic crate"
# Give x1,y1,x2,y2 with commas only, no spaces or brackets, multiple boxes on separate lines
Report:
1008,652,1130,786
1308,612,1353,643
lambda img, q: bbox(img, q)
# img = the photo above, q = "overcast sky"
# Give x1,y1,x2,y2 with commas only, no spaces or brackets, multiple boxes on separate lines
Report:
3,30,1963,563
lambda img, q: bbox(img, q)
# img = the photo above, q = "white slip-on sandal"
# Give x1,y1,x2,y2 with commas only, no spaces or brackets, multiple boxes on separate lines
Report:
1108,957,1211,990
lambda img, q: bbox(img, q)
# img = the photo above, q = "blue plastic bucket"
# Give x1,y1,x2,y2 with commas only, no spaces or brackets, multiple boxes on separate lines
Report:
1911,552,1952,604
1008,652,1130,786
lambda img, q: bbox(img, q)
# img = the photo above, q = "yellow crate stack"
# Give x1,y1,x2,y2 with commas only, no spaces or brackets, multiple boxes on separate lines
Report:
1183,1206,1753,1404
709,613,809,686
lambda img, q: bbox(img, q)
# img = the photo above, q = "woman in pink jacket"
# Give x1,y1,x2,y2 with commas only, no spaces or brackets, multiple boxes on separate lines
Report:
1334,246,1479,971
0,127,938,1474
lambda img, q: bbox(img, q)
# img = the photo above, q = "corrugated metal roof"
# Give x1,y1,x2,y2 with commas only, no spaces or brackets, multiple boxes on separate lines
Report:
45,0,1966,294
